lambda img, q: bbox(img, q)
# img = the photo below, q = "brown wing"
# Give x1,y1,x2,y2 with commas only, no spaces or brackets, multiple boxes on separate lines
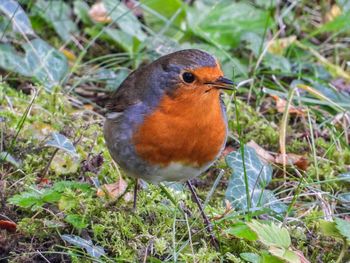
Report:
106,66,146,112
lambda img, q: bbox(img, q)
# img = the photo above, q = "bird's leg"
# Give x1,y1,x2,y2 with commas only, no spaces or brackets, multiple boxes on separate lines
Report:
186,180,219,250
133,178,138,210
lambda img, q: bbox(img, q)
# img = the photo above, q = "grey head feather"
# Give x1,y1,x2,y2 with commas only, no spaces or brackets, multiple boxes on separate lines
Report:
106,49,217,113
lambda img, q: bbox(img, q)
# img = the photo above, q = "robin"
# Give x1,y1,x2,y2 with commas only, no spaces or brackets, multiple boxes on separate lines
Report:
104,49,233,248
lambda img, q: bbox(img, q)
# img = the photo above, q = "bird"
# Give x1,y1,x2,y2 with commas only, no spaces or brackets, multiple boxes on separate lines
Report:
103,49,233,248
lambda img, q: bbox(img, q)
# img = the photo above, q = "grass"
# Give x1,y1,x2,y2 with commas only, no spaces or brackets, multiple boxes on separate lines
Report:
1,0,350,262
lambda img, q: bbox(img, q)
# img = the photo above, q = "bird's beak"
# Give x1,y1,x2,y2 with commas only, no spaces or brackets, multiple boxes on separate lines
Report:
205,76,235,91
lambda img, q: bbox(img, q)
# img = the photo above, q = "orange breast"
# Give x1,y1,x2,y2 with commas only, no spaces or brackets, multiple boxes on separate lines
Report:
132,88,227,167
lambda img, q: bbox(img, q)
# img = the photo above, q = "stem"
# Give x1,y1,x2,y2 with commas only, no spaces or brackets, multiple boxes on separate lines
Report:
186,181,219,250
234,93,251,216
159,183,184,215
335,238,348,263
41,148,59,177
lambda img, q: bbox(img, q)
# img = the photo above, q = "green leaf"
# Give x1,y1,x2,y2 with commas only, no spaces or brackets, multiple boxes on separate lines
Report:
45,132,77,156
0,39,68,91
261,252,285,263
73,0,92,25
247,220,291,248
313,11,350,34
103,0,146,41
33,0,78,41
188,1,272,48
0,151,20,167
225,146,287,213
263,53,291,73
8,181,91,210
240,252,260,263
141,0,186,36
65,214,88,229
335,218,350,244
338,193,350,209
226,222,258,241
0,0,34,35
52,181,91,193
8,188,61,209
105,28,139,55
269,247,300,263
61,234,106,258
339,172,350,183
58,196,78,211
319,220,342,239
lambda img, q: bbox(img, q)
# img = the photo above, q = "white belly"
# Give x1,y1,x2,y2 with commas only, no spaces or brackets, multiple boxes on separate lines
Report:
130,161,213,184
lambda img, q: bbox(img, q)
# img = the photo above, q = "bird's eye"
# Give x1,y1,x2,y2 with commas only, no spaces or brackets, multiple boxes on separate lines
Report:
182,72,195,83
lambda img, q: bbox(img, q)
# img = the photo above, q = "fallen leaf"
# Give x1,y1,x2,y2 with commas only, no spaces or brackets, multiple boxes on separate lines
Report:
271,95,305,116
275,153,309,171
213,200,233,220
222,145,235,157
39,177,51,187
0,220,17,232
97,177,127,199
89,2,112,23
268,35,297,55
325,4,341,23
61,48,77,62
247,140,275,163
247,140,309,170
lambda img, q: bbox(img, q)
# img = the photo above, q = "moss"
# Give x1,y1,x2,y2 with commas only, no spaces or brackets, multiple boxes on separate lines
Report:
227,100,279,150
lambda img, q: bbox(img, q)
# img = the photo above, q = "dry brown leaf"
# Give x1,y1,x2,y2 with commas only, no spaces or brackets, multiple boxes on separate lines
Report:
247,140,309,170
275,153,309,171
89,2,112,23
222,145,235,157
60,49,76,62
213,200,233,220
268,35,297,55
0,220,17,232
271,95,306,116
325,4,342,23
247,140,275,163
97,177,128,199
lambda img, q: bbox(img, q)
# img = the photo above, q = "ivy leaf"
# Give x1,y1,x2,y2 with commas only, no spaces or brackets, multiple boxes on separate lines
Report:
335,218,350,244
61,234,106,258
188,1,272,48
319,220,343,239
141,0,186,36
0,39,68,91
103,0,146,41
33,0,78,41
225,146,286,213
45,132,77,157
240,252,260,263
0,0,34,35
73,0,92,25
338,193,350,209
0,151,20,167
